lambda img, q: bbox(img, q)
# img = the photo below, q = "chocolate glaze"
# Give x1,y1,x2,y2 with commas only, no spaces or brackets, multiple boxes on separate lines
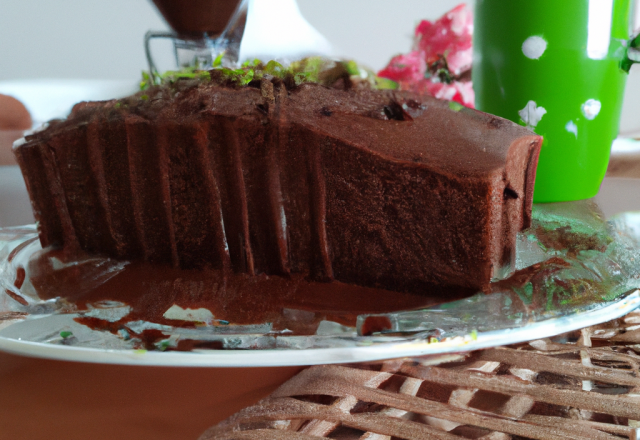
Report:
14,78,541,299
151,0,241,38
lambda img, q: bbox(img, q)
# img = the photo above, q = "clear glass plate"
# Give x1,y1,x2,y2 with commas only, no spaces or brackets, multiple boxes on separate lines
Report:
0,199,639,367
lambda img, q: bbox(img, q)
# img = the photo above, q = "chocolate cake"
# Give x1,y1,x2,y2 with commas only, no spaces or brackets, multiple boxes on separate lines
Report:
13,74,541,296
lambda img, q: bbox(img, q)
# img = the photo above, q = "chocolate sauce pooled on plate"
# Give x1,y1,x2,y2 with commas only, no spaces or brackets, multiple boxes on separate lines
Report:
15,77,541,311
27,247,473,347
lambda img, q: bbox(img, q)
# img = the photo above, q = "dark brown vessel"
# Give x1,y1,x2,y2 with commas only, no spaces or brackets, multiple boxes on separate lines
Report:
151,0,241,38
14,77,541,297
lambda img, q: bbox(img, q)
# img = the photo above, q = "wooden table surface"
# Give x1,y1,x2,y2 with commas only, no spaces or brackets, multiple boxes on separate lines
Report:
607,150,640,178
0,351,301,440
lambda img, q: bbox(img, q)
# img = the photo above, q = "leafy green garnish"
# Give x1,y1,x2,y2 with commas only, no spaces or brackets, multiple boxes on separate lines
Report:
140,66,212,90
213,52,225,68
140,56,399,92
375,77,399,90
156,340,172,351
264,60,286,77
60,331,73,339
448,101,464,112
140,71,153,90
242,58,261,68
513,282,534,305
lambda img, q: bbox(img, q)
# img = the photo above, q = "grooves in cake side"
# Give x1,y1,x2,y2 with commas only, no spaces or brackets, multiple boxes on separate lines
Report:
14,77,541,295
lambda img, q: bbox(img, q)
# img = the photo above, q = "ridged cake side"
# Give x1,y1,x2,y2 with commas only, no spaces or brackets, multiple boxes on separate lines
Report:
14,80,541,294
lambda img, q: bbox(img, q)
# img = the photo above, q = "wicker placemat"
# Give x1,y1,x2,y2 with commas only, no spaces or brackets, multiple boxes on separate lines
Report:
202,310,640,439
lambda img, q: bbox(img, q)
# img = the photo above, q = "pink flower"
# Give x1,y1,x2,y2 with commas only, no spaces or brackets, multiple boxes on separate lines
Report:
377,51,426,84
414,4,473,76
425,81,475,108
378,4,475,108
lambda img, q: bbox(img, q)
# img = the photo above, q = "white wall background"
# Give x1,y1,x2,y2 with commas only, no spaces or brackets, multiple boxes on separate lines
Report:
0,0,472,80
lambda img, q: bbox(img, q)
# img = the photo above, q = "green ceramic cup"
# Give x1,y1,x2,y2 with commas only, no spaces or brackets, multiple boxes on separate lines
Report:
473,0,640,202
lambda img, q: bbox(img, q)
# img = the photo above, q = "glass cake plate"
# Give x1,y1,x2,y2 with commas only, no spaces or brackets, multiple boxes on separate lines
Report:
0,197,639,367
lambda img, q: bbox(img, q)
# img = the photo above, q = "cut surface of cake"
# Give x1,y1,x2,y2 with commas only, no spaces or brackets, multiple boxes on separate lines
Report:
14,74,541,297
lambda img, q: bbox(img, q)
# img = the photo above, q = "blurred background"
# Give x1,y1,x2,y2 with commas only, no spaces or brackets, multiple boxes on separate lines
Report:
2,0,639,124
1,0,638,124
0,0,477,79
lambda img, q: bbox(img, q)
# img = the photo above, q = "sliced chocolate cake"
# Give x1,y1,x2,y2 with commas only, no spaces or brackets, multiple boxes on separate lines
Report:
14,74,541,296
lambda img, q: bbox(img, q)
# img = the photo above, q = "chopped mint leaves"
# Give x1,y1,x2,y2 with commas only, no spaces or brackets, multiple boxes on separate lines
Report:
213,52,225,68
140,57,399,91
375,77,398,90
448,101,464,112
140,71,152,90
263,60,286,77
513,282,534,305
140,67,212,90
156,340,172,351
242,58,262,68
343,60,360,76
60,331,73,339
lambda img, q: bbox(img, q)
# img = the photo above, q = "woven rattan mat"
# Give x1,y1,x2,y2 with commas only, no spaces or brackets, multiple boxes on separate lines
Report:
202,310,640,440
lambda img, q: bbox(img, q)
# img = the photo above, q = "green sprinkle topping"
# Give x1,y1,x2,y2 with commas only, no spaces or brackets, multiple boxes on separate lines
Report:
513,282,534,305
470,329,478,341
343,60,360,76
140,66,213,90
140,71,152,90
448,101,464,112
375,77,398,90
140,95,149,101
264,60,286,77
242,58,261,68
213,52,225,68
60,331,73,339
140,56,399,92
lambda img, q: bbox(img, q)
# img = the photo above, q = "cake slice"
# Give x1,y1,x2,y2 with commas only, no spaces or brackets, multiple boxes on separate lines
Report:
14,76,541,296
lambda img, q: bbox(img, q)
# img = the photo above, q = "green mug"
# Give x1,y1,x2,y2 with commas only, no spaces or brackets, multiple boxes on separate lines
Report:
473,0,640,202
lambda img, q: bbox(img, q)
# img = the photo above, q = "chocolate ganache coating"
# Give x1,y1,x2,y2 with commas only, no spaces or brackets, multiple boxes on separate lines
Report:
14,77,541,296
